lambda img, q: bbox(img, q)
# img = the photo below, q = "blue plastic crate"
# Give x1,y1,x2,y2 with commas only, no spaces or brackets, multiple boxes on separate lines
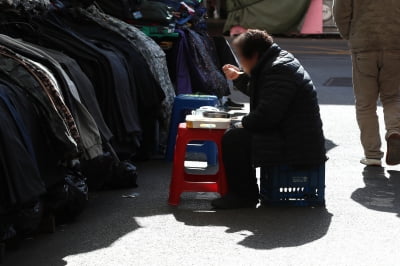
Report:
260,163,325,207
166,94,219,164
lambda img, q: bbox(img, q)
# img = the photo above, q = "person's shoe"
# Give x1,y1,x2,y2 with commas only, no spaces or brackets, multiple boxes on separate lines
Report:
211,194,258,210
386,133,400,165
360,157,382,167
227,98,245,108
224,98,245,110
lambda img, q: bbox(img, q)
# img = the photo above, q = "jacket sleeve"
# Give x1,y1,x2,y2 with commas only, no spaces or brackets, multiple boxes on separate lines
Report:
242,69,298,132
233,74,251,96
333,0,353,40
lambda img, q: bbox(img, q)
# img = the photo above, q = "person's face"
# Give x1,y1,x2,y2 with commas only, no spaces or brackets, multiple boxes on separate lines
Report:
237,51,258,75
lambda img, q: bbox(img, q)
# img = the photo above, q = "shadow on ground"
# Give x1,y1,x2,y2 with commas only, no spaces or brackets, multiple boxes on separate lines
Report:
4,161,173,266
4,189,143,266
4,137,338,264
352,167,400,218
173,204,333,250
172,138,335,250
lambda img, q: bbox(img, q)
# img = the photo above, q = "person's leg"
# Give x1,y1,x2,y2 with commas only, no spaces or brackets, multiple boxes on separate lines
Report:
379,51,400,165
211,128,258,209
222,128,258,198
352,52,384,161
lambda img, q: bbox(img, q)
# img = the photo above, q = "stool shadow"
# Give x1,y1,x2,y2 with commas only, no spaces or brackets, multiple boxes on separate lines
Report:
351,167,400,218
173,205,332,250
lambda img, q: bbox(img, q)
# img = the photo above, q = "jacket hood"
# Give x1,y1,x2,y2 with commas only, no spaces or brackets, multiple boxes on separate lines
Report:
251,43,282,76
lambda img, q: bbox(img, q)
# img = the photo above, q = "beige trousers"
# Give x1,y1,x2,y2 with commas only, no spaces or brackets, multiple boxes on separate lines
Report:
352,51,400,159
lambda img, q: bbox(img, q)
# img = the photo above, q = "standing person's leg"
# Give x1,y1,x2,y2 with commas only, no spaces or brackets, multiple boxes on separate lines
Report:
211,128,259,209
352,52,384,164
379,51,400,165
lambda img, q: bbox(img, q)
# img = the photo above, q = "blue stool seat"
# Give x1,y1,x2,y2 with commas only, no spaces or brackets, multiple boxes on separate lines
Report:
166,94,220,164
260,163,325,207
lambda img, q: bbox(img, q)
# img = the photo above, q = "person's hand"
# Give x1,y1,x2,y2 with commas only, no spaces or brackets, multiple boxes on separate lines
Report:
223,64,242,80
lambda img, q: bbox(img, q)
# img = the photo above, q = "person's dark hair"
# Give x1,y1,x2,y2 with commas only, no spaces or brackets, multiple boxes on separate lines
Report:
233,29,274,59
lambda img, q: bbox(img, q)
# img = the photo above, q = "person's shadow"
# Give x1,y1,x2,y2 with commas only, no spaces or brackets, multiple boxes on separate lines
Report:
173,203,332,250
172,138,336,250
351,167,400,217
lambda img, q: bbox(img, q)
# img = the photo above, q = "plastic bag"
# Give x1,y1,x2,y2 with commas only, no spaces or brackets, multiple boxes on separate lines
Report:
107,161,138,189
14,200,44,236
45,171,88,223
81,152,114,190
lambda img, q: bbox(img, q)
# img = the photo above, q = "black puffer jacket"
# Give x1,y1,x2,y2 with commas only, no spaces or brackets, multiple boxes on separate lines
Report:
234,44,326,166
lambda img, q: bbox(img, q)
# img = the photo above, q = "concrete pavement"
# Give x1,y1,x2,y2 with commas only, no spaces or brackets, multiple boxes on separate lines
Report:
4,38,400,266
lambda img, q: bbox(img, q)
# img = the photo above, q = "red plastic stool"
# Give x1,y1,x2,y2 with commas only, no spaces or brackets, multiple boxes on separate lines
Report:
168,123,228,205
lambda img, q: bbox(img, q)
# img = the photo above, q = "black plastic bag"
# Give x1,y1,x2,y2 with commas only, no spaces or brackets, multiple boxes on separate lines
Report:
14,200,44,236
0,209,14,242
107,161,138,189
0,224,16,242
81,152,114,190
95,0,144,20
140,1,174,25
45,171,88,223
81,154,139,190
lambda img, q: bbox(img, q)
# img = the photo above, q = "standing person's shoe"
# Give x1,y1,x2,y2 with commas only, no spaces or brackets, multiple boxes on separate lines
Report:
211,194,259,209
360,158,382,167
386,133,400,165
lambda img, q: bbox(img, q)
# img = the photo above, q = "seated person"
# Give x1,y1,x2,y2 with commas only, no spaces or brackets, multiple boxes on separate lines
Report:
212,29,327,209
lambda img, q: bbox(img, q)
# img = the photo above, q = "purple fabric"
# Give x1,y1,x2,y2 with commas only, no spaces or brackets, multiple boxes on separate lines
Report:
173,29,192,94
184,29,229,97
169,29,229,97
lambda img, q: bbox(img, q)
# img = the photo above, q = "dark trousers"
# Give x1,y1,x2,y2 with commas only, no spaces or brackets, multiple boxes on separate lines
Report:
222,128,259,200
